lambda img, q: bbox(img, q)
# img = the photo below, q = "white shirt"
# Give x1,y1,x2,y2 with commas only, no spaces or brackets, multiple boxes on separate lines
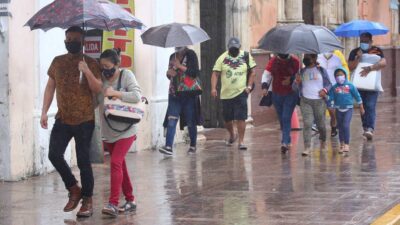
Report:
317,54,342,85
301,67,323,100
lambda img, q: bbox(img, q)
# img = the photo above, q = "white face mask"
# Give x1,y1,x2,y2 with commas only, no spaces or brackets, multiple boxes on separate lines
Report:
324,53,333,59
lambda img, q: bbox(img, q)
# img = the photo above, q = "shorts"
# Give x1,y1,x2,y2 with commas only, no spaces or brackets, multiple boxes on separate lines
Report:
222,91,248,121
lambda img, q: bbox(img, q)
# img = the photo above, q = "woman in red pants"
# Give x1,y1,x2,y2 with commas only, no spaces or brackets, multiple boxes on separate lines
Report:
99,48,142,217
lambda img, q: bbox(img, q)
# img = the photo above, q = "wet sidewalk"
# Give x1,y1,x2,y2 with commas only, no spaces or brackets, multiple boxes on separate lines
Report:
1,98,400,225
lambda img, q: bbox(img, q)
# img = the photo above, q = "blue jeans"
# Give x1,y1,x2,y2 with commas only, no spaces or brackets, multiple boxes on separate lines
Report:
165,94,197,148
336,109,353,144
272,92,297,145
359,90,379,130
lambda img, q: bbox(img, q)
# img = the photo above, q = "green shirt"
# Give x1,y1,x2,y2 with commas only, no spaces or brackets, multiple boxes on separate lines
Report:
213,50,256,99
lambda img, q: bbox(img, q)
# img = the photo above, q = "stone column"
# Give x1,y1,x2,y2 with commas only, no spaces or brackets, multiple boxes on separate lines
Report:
283,0,303,24
344,0,358,57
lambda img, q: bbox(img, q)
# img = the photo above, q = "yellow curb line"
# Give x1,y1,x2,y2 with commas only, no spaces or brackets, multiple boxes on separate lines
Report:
371,204,400,225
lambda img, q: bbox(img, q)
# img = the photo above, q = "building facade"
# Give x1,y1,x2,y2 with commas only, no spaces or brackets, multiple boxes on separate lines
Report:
0,0,399,180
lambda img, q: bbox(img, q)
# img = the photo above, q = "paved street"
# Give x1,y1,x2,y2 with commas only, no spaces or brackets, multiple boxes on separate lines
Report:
1,97,400,225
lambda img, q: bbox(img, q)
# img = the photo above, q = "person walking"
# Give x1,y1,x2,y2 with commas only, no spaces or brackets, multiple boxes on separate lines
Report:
348,32,387,140
40,26,102,217
293,54,332,156
327,67,365,153
159,46,202,156
261,53,300,153
317,50,350,137
98,49,142,217
211,37,256,150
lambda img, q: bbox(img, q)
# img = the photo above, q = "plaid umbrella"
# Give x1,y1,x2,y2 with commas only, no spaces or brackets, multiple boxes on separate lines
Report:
25,0,143,31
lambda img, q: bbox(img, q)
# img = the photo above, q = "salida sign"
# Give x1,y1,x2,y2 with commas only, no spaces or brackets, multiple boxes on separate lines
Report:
84,36,102,59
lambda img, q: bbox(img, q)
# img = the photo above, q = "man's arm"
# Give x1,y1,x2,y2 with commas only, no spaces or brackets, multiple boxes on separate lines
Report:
348,49,363,71
40,78,56,129
211,71,220,98
246,68,256,93
79,61,102,94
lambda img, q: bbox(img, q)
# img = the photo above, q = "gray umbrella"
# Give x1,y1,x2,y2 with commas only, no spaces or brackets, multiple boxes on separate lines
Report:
258,24,343,54
141,22,210,48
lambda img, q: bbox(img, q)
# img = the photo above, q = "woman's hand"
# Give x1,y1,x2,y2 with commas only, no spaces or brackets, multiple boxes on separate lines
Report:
104,86,117,98
295,74,302,84
167,68,177,77
318,90,327,98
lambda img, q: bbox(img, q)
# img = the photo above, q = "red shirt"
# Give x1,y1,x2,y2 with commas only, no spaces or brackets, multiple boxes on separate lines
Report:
265,56,300,95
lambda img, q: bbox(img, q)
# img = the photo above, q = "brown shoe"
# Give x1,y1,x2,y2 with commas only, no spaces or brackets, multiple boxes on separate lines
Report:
63,184,82,212
76,197,93,217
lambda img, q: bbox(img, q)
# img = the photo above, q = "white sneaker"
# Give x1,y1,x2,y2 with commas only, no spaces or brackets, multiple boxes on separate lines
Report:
302,148,311,156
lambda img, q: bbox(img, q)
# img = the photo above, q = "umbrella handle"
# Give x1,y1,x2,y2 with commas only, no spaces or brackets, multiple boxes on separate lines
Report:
79,46,85,84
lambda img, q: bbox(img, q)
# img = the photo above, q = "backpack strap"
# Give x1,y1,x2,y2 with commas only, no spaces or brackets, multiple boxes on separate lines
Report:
244,51,250,70
117,69,125,91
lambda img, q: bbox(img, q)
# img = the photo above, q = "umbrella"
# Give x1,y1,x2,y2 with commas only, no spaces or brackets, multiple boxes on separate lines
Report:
85,0,144,31
141,23,210,48
25,0,144,31
258,24,343,54
334,20,389,37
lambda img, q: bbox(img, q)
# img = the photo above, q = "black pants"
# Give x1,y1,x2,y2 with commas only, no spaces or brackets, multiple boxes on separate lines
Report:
48,119,95,197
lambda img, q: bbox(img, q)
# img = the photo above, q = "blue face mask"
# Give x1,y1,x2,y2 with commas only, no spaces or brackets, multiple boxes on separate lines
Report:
360,42,370,51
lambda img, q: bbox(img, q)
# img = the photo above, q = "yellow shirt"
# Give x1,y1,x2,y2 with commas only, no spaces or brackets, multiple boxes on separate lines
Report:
333,50,350,80
213,50,256,99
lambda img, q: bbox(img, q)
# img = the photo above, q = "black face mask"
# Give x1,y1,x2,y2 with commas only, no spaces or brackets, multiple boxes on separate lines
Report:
228,47,240,57
303,58,313,67
278,54,289,59
102,68,116,79
65,41,82,54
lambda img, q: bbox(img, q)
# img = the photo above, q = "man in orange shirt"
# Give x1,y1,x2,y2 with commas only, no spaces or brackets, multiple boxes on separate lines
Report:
40,26,102,217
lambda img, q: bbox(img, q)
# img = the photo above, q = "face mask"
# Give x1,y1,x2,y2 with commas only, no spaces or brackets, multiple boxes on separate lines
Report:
102,67,116,79
278,54,289,59
65,41,82,54
175,47,185,53
303,58,312,67
228,47,240,57
335,75,346,84
324,53,333,58
360,42,370,51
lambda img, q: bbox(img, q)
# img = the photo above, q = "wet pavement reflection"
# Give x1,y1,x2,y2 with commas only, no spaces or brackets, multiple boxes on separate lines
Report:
1,98,400,225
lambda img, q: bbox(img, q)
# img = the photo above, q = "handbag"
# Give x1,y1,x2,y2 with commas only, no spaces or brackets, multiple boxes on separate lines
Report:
259,91,273,107
175,55,202,96
104,70,148,132
351,54,383,92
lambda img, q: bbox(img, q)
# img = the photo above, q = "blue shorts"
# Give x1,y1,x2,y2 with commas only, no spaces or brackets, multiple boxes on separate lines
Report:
222,91,248,121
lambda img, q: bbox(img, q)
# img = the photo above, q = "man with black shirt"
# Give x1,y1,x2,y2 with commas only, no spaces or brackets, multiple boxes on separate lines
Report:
348,32,387,140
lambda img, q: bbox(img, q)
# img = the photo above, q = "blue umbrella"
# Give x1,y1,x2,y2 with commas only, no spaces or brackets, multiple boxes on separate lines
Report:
334,19,389,37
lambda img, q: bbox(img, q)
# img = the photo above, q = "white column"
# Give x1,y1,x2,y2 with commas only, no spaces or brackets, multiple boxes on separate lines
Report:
344,0,358,57
0,3,10,180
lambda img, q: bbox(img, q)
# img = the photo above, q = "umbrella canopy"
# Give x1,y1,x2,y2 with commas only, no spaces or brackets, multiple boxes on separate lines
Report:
25,0,143,31
85,0,143,30
334,19,389,37
141,23,210,48
258,24,343,54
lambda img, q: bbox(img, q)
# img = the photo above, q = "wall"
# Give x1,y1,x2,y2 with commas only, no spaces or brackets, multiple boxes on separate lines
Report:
359,0,393,46
0,11,10,180
249,0,278,49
